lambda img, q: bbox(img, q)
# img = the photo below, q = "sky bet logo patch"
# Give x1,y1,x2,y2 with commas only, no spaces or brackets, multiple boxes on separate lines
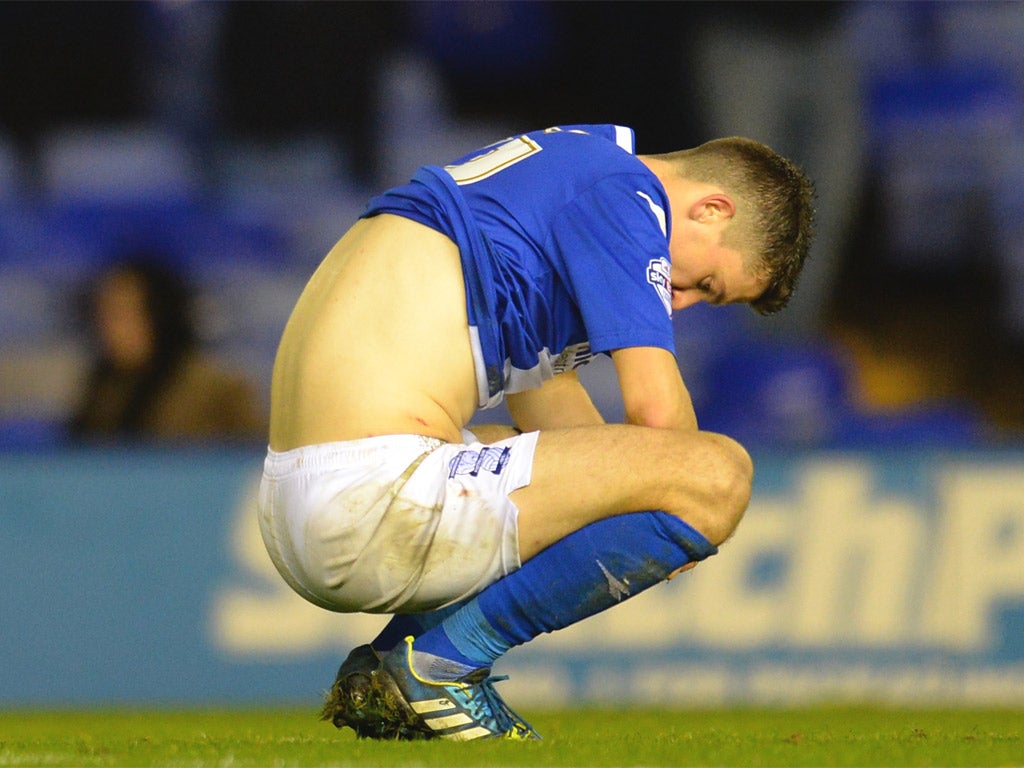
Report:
646,257,672,316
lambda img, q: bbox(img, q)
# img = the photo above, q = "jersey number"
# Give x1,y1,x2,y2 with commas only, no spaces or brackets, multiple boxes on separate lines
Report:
443,135,542,186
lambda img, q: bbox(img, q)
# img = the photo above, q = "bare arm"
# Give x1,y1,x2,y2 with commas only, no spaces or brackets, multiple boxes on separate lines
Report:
506,370,605,432
611,346,698,431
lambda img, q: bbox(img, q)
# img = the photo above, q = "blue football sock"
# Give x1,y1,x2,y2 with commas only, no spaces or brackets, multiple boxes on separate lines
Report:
411,511,717,668
370,599,469,653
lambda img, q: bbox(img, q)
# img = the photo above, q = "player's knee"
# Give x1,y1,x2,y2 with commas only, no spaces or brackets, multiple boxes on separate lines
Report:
686,432,753,545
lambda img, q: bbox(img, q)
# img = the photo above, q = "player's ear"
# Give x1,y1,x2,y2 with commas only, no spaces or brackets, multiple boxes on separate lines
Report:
689,194,735,223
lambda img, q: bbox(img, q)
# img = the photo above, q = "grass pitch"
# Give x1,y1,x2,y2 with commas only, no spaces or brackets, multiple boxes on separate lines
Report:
0,706,1021,767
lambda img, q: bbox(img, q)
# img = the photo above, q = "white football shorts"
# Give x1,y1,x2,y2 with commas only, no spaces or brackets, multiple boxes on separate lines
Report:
257,430,538,614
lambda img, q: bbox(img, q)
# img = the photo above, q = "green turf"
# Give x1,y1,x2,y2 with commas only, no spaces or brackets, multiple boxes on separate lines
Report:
0,707,1021,767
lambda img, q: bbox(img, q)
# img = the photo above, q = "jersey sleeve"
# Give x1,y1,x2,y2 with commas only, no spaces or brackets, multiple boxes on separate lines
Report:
546,174,676,355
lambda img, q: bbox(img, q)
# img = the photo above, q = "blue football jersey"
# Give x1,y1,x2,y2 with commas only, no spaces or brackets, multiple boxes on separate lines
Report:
363,124,675,409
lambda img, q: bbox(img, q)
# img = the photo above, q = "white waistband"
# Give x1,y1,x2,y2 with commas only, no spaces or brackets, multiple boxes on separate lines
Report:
264,435,445,476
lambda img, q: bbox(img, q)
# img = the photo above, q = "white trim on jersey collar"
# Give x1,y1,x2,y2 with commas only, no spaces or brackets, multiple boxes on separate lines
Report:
614,125,635,154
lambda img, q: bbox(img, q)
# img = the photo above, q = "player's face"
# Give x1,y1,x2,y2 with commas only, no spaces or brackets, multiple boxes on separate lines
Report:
667,232,766,311
95,271,156,368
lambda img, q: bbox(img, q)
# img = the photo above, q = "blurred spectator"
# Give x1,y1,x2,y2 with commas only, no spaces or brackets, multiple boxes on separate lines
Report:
67,256,266,444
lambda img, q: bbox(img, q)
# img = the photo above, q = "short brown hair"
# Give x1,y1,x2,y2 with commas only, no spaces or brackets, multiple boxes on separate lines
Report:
658,137,815,315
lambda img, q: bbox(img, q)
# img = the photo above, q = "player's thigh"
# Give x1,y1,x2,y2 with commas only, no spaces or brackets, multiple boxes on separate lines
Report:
510,424,752,559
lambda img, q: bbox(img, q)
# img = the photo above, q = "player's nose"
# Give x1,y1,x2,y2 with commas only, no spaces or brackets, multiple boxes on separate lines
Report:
671,288,704,311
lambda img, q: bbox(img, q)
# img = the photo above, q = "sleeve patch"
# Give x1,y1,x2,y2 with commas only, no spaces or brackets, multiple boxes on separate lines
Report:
646,257,673,317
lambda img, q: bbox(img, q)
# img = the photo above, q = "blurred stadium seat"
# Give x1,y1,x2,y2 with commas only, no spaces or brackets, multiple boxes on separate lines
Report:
39,124,199,204
835,402,986,449
697,338,988,450
697,339,854,449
